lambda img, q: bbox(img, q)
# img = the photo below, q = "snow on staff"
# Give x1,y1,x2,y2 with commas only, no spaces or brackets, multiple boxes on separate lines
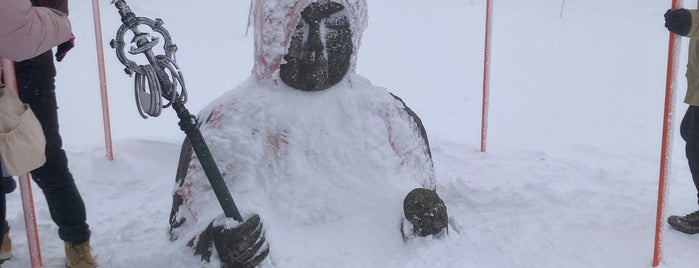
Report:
107,1,269,266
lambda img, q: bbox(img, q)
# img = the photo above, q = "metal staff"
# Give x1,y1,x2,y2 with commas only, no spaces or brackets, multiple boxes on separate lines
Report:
109,0,243,222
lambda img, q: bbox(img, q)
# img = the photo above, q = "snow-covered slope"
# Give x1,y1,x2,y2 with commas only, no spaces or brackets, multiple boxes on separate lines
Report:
1,0,697,267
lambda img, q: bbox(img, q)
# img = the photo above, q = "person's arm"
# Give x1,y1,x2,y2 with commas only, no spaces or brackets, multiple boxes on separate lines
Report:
0,0,71,61
685,10,699,39
33,0,73,62
33,0,68,14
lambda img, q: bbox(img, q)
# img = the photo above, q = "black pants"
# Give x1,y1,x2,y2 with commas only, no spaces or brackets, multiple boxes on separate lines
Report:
681,105,699,206
0,51,90,244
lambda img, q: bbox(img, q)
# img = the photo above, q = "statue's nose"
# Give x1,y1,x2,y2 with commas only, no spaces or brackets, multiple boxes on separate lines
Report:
305,23,324,56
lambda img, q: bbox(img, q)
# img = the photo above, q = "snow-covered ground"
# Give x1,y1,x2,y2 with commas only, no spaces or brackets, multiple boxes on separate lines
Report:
2,0,698,267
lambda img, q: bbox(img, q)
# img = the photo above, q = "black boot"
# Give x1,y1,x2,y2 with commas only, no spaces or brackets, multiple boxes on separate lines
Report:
668,210,699,234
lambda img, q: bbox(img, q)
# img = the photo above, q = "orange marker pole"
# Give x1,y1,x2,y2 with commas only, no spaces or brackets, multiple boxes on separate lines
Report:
480,0,493,152
18,173,42,268
653,0,682,266
1,58,44,268
92,0,115,160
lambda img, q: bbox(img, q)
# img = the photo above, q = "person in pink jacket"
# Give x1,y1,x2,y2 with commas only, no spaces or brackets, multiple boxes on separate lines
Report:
0,1,95,267
0,0,71,61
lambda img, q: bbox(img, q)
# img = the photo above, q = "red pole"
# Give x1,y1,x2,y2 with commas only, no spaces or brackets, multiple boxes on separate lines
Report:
1,58,44,268
653,0,682,266
480,0,493,152
559,0,566,18
92,0,114,161
18,174,42,268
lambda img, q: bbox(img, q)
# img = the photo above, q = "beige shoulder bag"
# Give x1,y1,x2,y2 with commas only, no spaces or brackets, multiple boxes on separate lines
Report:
0,82,46,176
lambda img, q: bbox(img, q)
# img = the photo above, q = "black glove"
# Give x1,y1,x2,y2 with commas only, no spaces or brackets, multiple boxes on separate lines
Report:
665,9,692,36
1,177,15,194
55,33,74,62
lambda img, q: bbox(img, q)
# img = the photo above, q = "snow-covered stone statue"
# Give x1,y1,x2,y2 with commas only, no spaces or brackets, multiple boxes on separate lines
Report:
168,0,448,266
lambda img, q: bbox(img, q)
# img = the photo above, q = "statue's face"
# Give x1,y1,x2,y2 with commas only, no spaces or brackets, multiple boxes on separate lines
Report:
279,1,353,91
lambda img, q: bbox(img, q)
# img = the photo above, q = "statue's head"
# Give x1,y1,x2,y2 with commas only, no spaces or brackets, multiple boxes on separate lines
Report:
250,0,368,87
279,1,352,91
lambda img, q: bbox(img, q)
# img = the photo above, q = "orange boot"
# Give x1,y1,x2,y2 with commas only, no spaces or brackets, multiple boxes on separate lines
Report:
0,229,11,263
65,240,96,268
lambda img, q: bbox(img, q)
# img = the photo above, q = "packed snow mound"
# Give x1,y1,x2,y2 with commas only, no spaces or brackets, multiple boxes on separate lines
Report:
172,74,435,228
168,75,437,266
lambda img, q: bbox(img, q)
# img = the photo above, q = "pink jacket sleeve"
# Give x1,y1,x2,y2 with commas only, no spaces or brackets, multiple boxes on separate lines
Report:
0,0,72,61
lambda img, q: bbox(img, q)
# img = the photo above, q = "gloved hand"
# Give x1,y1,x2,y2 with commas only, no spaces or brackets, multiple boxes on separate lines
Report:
665,9,692,36
55,33,74,62
1,177,15,194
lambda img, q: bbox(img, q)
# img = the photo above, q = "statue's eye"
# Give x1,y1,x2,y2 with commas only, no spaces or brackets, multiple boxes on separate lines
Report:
324,16,349,30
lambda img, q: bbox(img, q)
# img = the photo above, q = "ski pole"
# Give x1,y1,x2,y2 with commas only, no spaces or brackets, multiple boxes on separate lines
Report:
653,0,683,266
1,57,43,268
